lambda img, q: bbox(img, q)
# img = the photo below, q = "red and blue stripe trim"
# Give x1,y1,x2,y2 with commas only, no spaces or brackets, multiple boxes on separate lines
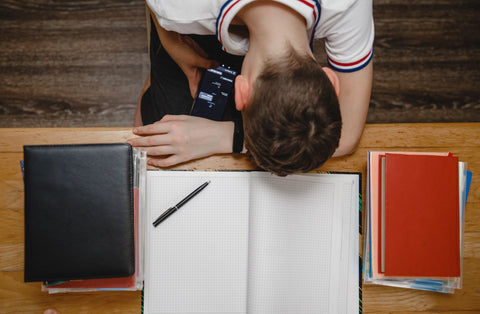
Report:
328,49,373,73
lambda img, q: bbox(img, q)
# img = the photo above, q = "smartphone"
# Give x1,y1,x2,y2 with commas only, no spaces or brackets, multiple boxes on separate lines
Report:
190,65,238,121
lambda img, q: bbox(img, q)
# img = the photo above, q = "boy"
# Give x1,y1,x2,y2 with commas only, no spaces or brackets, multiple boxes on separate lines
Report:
129,0,374,175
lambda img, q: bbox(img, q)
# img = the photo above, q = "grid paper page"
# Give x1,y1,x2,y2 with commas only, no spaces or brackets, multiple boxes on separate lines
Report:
246,173,359,314
144,171,250,314
332,181,359,313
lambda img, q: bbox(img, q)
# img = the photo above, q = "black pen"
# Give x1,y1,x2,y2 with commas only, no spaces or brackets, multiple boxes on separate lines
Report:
153,180,211,227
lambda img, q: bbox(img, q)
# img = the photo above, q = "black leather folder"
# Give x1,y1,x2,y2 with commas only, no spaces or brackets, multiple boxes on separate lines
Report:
23,143,135,282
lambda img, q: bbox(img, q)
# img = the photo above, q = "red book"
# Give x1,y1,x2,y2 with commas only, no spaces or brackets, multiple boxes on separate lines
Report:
378,155,385,274
384,154,460,277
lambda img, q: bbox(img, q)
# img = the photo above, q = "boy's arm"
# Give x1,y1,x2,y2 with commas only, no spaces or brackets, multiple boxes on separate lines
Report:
129,10,234,166
129,115,235,167
333,62,373,157
150,10,218,97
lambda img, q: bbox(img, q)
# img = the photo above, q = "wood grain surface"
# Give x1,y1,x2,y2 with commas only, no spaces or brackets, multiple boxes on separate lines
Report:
0,0,149,127
0,123,479,313
0,0,479,127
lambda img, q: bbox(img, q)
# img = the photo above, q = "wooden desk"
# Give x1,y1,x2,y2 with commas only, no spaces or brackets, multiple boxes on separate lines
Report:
1,124,479,313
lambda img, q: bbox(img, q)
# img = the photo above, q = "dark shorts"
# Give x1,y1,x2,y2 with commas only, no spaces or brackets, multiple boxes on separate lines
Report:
141,18,244,125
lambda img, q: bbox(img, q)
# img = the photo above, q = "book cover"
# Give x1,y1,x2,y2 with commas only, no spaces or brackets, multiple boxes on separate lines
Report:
383,154,460,277
23,143,135,282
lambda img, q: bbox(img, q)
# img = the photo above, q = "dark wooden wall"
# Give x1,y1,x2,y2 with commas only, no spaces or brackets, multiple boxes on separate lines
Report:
368,0,480,123
0,0,149,127
0,0,479,127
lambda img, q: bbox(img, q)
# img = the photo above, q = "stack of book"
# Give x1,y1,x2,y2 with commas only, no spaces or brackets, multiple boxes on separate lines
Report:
363,151,472,293
23,144,146,293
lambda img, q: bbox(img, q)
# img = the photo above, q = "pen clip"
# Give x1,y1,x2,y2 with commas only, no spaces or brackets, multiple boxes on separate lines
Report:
153,206,177,227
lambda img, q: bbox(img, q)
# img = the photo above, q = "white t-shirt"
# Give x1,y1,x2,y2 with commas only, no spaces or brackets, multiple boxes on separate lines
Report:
146,0,374,72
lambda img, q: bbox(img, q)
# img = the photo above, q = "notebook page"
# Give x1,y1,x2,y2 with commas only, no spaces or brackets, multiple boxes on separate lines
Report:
246,173,359,314
332,178,360,313
144,171,250,314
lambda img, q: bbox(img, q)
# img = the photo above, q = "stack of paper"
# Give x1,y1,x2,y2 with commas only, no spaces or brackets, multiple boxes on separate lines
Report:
363,151,472,293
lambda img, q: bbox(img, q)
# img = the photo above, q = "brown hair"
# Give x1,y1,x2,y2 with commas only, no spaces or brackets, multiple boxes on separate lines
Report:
243,49,342,176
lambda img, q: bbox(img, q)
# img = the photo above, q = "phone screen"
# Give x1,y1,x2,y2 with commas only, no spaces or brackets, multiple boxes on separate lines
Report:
190,65,238,121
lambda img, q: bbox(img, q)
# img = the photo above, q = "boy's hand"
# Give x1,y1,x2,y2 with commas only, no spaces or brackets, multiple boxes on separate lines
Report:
164,33,218,97
128,115,234,167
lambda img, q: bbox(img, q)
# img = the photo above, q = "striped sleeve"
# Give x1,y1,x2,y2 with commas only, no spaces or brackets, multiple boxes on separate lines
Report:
327,49,373,73
322,0,374,73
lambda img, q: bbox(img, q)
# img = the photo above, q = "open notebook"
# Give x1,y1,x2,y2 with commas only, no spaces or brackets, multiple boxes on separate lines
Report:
144,171,360,314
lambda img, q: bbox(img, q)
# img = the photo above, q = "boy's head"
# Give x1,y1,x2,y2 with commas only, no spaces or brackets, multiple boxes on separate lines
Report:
235,49,342,176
